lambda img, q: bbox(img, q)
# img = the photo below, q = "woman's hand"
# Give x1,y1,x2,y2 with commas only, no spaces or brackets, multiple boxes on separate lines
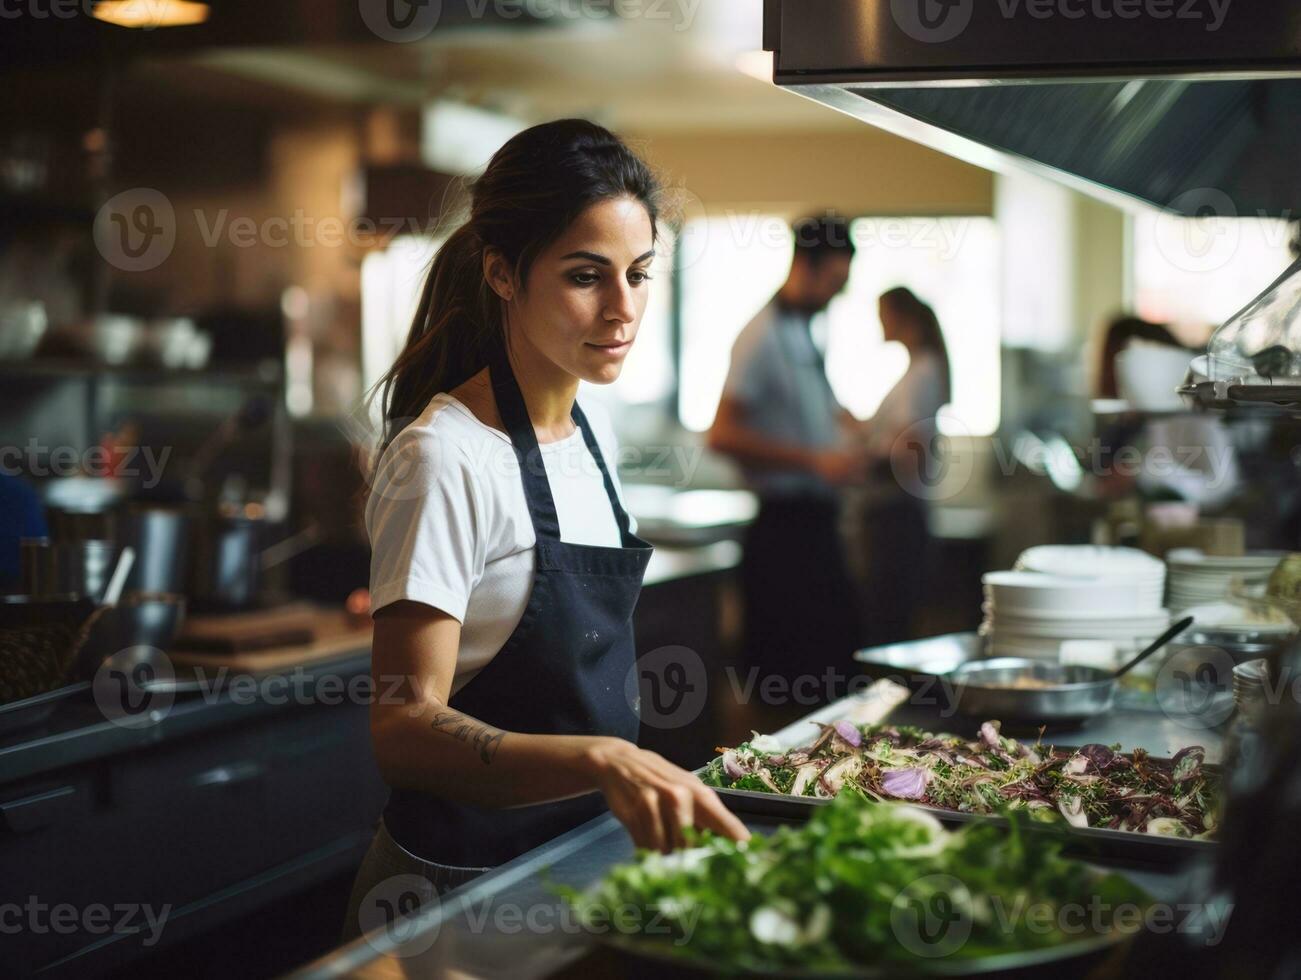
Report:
810,448,868,486
581,738,751,854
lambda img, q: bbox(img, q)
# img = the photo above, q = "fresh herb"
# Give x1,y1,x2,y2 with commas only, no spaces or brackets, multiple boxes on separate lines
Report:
561,796,1150,973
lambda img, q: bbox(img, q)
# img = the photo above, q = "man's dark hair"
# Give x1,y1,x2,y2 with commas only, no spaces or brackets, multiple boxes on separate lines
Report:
791,215,855,267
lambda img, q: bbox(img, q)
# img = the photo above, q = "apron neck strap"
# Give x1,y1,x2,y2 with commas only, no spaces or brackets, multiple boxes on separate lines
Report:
487,341,634,543
488,341,561,539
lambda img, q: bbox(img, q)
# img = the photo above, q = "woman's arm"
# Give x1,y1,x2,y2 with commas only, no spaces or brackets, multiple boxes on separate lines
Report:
709,396,864,485
369,600,751,853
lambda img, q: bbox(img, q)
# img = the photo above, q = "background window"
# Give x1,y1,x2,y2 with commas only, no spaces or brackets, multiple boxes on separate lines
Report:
676,214,1002,438
1131,211,1296,346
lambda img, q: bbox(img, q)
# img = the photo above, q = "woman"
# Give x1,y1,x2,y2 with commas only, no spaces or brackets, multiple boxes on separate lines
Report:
852,286,952,646
342,120,748,938
1093,314,1238,508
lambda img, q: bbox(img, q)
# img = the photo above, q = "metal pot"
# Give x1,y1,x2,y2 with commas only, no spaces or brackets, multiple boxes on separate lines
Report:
20,538,119,601
76,592,186,679
117,505,189,594
189,511,265,611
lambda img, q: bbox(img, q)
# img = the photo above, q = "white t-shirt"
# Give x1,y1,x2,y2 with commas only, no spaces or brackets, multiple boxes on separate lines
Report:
365,392,635,694
866,350,948,457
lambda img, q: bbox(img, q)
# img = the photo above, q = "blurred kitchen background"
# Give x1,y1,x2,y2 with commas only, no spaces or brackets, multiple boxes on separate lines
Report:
3,1,1301,977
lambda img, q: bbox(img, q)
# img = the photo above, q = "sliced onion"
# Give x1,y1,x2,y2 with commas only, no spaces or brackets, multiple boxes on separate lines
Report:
821,756,863,796
1058,797,1089,828
791,763,821,797
979,722,1002,750
882,767,931,800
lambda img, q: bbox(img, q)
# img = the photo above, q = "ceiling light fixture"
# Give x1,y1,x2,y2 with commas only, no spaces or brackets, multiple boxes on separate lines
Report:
93,1,210,29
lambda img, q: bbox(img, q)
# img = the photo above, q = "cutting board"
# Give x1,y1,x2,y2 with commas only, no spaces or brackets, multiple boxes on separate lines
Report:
173,602,324,653
169,605,371,674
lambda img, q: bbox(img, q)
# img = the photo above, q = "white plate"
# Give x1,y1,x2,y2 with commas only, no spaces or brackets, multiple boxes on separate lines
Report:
982,599,1168,619
1166,549,1286,570
1018,546,1166,582
982,571,1156,614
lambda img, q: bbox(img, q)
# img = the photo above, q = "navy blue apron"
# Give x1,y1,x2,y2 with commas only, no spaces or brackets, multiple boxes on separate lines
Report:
382,343,653,868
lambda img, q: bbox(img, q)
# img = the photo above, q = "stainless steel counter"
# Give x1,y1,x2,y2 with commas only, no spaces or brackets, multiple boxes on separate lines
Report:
291,633,1223,980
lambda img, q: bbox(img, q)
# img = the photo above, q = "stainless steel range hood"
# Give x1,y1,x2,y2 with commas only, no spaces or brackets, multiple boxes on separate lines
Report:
763,0,1301,216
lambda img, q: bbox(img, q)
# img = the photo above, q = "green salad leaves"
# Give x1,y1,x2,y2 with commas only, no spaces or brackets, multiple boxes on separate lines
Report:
562,797,1151,975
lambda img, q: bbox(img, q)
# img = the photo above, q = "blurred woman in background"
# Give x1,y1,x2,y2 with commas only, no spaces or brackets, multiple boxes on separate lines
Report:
851,287,952,646
1093,313,1238,509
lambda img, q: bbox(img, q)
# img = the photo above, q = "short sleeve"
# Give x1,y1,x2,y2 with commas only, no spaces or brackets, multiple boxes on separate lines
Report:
722,319,774,409
365,426,486,621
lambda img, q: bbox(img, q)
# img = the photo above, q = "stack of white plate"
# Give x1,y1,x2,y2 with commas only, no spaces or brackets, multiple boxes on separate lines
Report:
1166,549,1284,612
981,566,1170,661
1015,546,1166,609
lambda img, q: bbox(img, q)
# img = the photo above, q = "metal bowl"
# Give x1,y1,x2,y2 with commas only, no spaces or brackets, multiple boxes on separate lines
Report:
75,593,186,680
948,658,1115,728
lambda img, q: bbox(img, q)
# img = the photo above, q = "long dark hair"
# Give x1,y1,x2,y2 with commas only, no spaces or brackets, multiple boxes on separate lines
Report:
880,286,952,405
374,118,663,455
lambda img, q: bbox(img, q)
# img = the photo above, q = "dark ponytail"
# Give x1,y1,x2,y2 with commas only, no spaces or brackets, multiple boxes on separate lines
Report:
374,118,664,456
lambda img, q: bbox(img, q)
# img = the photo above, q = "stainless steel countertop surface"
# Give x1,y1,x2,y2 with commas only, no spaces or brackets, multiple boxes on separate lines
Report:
291,633,1224,980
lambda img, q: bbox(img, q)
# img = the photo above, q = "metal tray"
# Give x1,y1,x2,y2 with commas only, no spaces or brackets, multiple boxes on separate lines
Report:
710,748,1220,867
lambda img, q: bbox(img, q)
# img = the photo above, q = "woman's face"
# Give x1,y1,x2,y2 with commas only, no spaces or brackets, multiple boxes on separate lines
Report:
504,196,656,386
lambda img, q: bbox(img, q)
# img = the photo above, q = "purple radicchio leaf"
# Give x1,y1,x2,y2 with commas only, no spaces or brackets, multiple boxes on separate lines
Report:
833,721,863,748
882,767,931,800
1079,744,1116,772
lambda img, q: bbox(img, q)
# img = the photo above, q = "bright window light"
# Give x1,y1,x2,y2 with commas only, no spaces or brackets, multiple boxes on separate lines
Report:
829,217,1002,437
361,235,443,396
1132,211,1296,346
678,214,1002,437
678,217,794,432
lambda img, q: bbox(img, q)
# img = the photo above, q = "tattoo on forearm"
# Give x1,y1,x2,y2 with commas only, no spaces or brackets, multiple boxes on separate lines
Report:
430,710,506,765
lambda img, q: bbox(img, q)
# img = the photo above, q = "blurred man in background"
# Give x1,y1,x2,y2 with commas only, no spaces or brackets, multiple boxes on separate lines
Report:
709,215,865,691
